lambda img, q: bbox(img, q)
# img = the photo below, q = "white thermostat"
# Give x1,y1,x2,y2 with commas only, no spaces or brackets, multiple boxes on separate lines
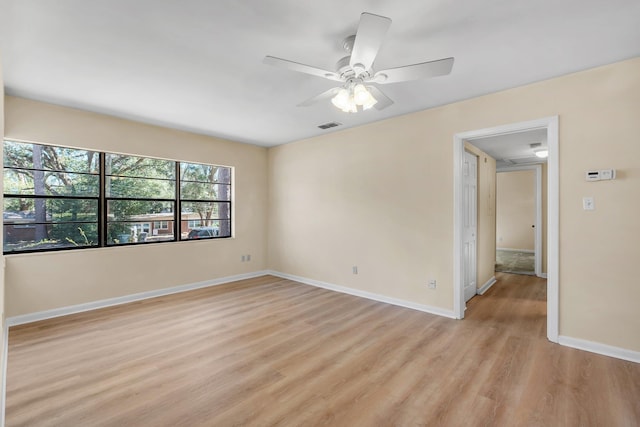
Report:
586,169,616,181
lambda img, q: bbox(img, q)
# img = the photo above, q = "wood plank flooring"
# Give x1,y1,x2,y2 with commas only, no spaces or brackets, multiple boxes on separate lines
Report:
5,273,640,426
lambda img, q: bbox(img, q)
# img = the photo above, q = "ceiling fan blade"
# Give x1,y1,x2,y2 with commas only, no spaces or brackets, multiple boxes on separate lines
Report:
263,56,342,82
297,87,341,107
373,57,454,84
367,86,394,110
349,13,392,73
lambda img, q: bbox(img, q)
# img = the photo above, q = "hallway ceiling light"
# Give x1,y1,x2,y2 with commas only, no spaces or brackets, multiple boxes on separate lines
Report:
534,148,549,158
530,142,548,159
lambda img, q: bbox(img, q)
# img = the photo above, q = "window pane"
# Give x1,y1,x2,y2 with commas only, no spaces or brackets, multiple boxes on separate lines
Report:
182,219,231,240
180,163,231,184
106,154,175,179
3,140,33,169
4,169,100,197
181,182,230,201
106,176,175,199
4,198,99,224
4,140,99,173
179,161,232,241
107,200,174,221
4,222,98,253
181,202,230,220
106,222,173,245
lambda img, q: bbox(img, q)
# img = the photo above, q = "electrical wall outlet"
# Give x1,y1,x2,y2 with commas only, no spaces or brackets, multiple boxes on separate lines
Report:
241,255,246,262
428,279,437,289
246,254,251,262
352,266,358,275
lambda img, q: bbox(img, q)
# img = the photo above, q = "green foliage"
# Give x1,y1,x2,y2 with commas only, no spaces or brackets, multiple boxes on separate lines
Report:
65,227,94,247
4,140,99,197
106,154,174,178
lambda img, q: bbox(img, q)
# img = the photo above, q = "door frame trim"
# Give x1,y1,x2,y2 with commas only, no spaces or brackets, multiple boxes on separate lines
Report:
496,164,543,277
453,116,559,343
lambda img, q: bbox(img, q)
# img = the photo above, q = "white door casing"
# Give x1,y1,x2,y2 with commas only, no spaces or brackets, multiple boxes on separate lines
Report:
463,151,478,303
453,116,559,343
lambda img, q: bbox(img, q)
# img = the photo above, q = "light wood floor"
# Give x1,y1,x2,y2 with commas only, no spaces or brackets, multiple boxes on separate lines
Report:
6,273,640,426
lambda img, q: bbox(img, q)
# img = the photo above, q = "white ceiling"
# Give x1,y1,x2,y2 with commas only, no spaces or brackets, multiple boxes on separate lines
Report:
1,0,639,147
471,129,548,169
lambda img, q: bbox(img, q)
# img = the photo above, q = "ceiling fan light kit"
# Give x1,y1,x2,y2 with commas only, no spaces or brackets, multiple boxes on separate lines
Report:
264,12,454,114
331,82,378,113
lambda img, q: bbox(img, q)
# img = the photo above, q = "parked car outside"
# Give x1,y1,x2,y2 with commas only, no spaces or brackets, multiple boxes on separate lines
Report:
187,226,220,239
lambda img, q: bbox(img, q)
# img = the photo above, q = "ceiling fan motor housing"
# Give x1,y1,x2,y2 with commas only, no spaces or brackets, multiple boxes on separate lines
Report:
336,55,371,81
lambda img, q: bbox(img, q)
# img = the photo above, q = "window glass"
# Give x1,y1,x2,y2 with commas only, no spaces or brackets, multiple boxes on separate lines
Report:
105,154,176,246
106,176,175,199
3,141,99,253
3,140,232,253
180,162,231,239
106,154,174,178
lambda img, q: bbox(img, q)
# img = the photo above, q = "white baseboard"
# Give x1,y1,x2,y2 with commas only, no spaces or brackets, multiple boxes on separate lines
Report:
267,270,456,319
537,273,548,279
497,248,535,253
477,276,497,295
6,270,270,327
558,336,640,364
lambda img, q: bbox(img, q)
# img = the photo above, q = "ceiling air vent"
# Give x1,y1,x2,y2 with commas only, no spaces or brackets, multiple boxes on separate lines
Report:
317,121,342,130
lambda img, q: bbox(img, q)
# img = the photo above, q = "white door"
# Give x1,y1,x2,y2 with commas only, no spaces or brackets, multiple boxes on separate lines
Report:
463,151,478,302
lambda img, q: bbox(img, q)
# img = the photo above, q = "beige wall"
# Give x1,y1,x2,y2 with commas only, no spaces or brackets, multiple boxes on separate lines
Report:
268,117,456,310
464,143,497,288
496,170,535,251
269,57,640,352
4,97,269,317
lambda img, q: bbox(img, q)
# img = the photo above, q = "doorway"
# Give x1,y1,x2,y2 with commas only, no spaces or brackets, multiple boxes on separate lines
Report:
495,165,543,277
453,116,559,343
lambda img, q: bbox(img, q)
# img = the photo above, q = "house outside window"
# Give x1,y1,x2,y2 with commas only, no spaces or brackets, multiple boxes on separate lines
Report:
153,220,169,230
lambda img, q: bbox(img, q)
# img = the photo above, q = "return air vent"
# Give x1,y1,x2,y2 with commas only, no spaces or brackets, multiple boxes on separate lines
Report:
317,121,342,130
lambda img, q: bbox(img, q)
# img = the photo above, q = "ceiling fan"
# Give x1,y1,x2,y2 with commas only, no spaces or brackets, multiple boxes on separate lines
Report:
263,12,454,113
